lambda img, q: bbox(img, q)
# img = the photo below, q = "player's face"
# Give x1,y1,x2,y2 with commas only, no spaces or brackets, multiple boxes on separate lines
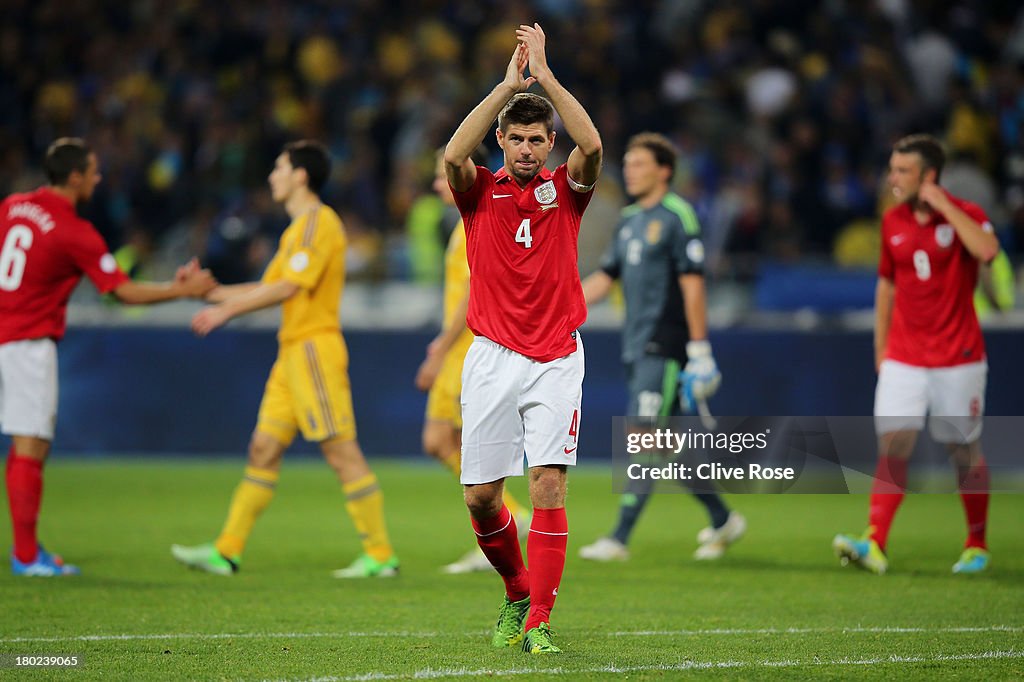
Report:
433,156,455,206
623,147,667,200
74,154,102,201
888,151,926,203
268,153,299,202
497,123,554,183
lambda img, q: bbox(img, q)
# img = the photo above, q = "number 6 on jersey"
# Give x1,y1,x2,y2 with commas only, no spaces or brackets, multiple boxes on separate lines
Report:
0,225,33,291
515,219,533,249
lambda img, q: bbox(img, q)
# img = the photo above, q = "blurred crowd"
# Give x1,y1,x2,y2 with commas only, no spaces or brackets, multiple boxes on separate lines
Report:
1,0,1023,286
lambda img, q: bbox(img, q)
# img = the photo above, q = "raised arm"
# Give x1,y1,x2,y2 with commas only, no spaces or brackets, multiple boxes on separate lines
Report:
516,23,602,188
919,183,999,263
444,44,535,192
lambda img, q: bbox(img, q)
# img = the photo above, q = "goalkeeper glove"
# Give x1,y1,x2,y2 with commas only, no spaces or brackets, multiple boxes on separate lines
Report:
679,340,721,414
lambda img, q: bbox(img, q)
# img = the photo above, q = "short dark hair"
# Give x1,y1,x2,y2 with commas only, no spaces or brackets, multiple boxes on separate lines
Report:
893,134,945,179
626,132,678,182
44,138,92,185
284,140,331,194
497,93,554,134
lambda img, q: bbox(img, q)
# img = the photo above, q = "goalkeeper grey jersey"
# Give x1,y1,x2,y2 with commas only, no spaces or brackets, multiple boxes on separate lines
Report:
599,192,705,363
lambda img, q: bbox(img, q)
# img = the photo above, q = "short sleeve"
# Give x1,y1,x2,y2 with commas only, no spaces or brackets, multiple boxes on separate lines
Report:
277,211,342,290
66,220,129,294
598,227,622,279
962,202,993,234
669,211,705,276
261,248,285,284
450,166,493,231
878,214,894,280
556,164,594,217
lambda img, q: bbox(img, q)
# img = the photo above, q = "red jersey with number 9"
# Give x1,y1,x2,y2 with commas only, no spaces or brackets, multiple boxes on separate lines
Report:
0,188,128,344
452,164,593,362
878,191,991,368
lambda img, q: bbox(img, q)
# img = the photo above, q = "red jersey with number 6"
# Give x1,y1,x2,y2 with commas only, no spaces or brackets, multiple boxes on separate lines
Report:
452,163,593,362
879,191,991,368
0,188,128,344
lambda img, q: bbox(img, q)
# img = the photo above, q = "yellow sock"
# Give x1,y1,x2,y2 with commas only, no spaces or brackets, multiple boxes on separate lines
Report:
215,466,279,559
343,474,393,563
441,450,462,477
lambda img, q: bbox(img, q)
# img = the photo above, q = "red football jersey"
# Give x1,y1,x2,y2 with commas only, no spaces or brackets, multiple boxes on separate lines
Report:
879,191,991,368
0,188,128,344
452,163,593,362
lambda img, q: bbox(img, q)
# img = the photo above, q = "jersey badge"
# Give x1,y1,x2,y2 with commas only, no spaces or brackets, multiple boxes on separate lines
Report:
289,251,310,272
100,253,118,273
645,220,662,244
686,238,705,264
534,181,557,205
935,225,954,248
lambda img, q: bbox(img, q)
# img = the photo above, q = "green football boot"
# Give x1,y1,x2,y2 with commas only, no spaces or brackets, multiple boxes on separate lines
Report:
171,543,238,576
522,622,561,654
491,595,530,647
331,553,399,578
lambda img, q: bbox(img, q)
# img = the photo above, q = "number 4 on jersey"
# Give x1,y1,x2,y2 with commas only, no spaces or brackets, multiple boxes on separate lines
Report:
515,219,533,249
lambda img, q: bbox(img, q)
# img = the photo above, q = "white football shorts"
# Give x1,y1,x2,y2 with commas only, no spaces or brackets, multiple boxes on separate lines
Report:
874,359,986,444
0,338,59,440
459,334,584,485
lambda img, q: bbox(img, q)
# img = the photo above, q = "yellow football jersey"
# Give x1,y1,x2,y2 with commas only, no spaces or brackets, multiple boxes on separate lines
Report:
262,204,346,344
443,220,470,329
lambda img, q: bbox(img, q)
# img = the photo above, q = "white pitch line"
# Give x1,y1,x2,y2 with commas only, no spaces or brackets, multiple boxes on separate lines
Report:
295,650,1023,682
0,631,452,644
611,625,1024,636
2,624,1020,644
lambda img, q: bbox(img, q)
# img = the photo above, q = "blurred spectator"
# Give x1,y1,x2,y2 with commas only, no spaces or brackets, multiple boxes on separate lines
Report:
0,0,1020,288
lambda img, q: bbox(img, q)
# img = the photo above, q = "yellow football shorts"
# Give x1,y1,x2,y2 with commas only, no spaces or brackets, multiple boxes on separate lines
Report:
425,330,474,428
256,332,356,445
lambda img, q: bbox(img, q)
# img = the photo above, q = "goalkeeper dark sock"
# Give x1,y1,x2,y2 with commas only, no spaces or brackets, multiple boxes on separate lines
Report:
693,492,730,529
611,492,651,545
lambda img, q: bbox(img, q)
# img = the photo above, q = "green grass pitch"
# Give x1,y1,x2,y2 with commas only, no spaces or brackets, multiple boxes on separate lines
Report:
2,459,1021,680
